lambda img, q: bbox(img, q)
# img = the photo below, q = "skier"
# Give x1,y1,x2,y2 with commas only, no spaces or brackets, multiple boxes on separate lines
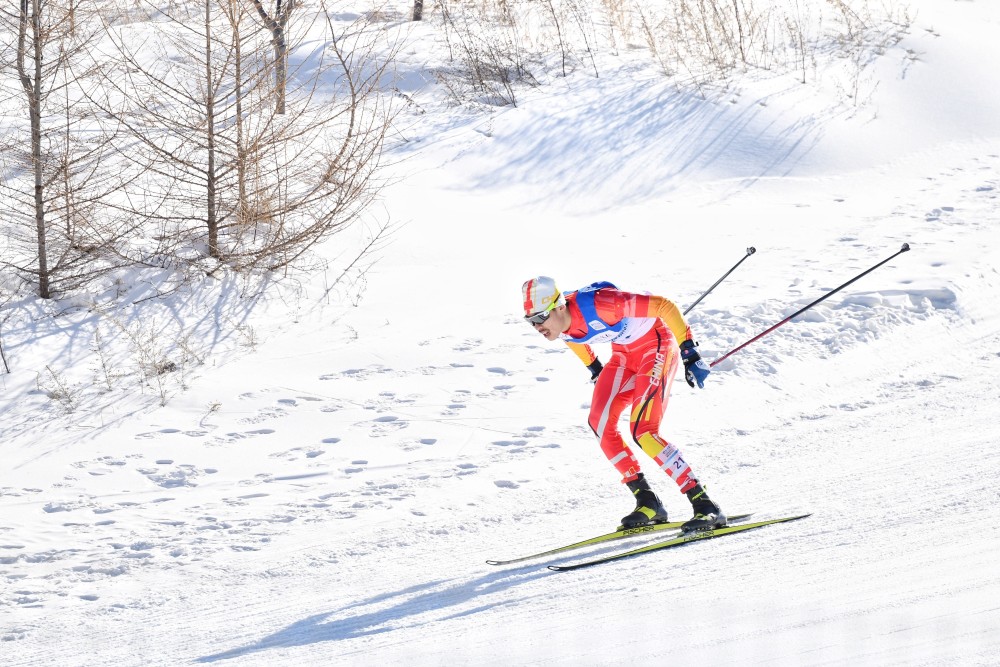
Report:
521,276,725,532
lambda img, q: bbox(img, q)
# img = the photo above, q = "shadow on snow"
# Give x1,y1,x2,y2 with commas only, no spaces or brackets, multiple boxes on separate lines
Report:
197,567,550,662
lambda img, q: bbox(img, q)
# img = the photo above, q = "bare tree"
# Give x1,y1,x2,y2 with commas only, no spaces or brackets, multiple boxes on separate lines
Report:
95,0,399,273
0,0,136,298
92,0,260,263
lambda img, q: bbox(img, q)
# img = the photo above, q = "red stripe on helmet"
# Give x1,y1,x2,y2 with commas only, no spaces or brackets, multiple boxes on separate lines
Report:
523,279,535,314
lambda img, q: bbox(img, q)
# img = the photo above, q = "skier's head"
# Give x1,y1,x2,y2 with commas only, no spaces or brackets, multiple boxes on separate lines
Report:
522,276,569,340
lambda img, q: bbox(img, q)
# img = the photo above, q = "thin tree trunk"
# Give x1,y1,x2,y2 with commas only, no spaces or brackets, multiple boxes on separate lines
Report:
205,0,219,257
0,327,9,373
275,0,286,114
17,0,50,298
233,10,247,217
251,0,290,114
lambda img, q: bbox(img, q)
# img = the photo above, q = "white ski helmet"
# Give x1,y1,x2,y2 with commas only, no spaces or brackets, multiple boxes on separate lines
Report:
521,276,565,317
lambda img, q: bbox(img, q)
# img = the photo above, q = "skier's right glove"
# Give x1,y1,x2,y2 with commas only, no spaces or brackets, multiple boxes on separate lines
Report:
587,358,603,383
680,340,710,389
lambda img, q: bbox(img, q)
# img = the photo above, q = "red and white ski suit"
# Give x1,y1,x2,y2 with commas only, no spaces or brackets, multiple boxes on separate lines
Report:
561,285,700,493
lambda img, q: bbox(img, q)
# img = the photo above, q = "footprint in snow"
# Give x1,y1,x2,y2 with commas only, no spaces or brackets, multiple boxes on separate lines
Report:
223,492,270,507
43,500,93,514
134,427,184,439
344,464,366,474
491,439,528,448
370,415,407,437
269,447,324,461
221,428,275,442
139,463,209,489
441,402,465,416
238,407,287,425
320,366,392,381
453,338,482,352
400,437,438,452
925,206,953,221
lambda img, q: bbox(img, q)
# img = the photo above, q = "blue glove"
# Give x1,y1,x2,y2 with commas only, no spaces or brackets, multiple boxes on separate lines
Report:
680,340,710,389
587,359,603,383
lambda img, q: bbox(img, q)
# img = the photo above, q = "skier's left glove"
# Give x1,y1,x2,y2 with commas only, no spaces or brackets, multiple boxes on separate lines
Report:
587,358,603,383
680,340,710,389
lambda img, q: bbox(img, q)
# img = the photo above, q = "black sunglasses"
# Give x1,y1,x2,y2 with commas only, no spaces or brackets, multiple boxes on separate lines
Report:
525,306,557,325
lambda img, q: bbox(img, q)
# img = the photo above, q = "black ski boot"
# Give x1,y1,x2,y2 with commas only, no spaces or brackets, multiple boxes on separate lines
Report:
618,473,669,530
681,484,727,532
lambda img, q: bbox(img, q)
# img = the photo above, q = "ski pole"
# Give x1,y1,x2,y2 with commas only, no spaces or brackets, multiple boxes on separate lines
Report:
710,243,910,368
684,247,757,315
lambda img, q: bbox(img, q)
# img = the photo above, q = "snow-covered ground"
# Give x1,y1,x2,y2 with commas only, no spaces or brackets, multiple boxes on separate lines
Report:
3,1,1000,665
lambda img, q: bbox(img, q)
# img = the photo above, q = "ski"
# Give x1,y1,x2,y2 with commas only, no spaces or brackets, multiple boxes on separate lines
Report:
547,514,811,572
486,513,753,566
